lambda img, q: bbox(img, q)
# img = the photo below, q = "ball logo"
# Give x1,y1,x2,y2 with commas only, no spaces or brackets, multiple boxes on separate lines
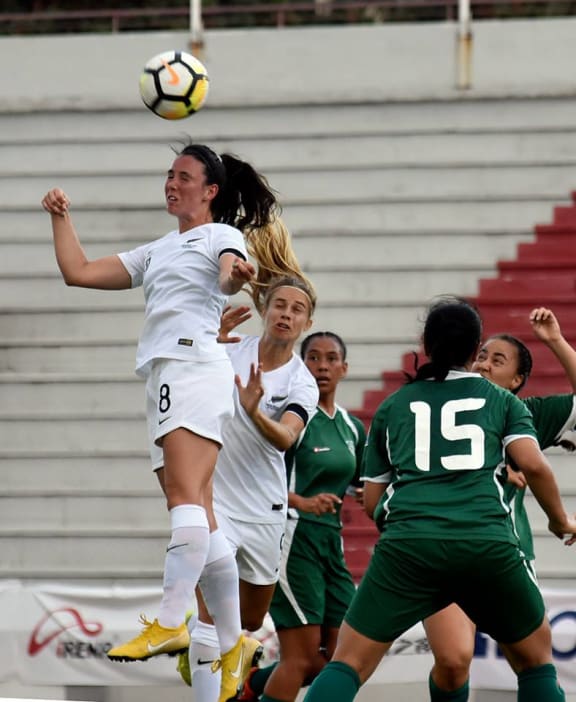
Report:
161,59,180,86
28,607,103,656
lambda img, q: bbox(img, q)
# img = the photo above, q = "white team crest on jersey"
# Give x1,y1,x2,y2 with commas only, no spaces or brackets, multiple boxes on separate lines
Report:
345,439,355,456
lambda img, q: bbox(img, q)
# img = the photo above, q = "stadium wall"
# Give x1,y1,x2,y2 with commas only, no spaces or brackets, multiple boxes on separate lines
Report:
0,17,576,111
2,16,576,702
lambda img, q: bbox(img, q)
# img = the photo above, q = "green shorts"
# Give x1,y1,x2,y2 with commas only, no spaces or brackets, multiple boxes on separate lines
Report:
269,517,356,630
345,538,545,644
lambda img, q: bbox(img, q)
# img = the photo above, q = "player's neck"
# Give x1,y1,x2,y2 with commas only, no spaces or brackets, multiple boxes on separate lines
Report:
258,336,293,371
318,395,336,416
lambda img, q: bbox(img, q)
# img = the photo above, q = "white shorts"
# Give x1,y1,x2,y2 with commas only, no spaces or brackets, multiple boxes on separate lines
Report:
146,358,235,470
214,507,285,586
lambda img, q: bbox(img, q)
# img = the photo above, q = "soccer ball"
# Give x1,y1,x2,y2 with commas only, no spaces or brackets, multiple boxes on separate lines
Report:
139,50,209,120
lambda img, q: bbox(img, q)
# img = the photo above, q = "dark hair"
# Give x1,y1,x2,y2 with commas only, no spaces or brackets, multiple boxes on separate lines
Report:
485,333,533,394
175,140,278,231
300,331,347,361
409,296,482,383
262,275,316,317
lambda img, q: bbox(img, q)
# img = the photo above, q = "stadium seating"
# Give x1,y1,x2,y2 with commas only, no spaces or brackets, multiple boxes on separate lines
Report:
1,92,576,591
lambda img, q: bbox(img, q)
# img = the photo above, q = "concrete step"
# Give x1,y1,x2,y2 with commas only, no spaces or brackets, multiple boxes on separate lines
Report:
0,269,488,308
525,492,576,533
6,131,576,175
0,533,167,579
0,339,408,376
0,201,558,239
5,98,576,143
0,304,425,341
0,416,148,453
0,495,166,530
6,166,576,208
0,453,157,494
0,372,375,416
0,529,570,580
0,375,143,414
0,231,527,274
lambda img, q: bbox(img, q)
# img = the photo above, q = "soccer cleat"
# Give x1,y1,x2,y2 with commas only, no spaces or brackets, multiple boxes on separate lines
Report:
176,647,192,687
235,666,260,701
211,635,264,702
107,614,190,662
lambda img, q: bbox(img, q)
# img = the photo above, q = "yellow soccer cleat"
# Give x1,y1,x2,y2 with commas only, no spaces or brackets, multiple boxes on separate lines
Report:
107,614,190,662
175,609,196,686
176,647,192,686
211,635,264,702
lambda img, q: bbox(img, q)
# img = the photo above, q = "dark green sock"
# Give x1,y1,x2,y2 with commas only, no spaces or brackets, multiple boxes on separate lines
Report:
250,663,277,697
302,661,361,702
518,663,565,702
429,673,470,701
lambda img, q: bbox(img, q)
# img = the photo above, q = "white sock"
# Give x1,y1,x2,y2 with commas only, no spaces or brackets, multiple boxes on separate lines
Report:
190,621,221,702
199,529,242,653
157,505,209,629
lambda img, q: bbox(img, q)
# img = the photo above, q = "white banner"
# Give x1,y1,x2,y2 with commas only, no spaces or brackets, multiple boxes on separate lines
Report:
3,581,576,690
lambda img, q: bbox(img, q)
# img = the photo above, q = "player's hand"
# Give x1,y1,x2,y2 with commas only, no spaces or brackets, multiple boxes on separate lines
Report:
506,466,527,489
41,188,70,216
548,514,576,545
229,257,255,284
530,307,562,344
346,486,365,504
296,493,342,516
218,305,252,344
235,363,264,417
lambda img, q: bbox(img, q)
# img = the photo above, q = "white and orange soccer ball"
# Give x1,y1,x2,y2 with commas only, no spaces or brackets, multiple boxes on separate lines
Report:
139,50,209,120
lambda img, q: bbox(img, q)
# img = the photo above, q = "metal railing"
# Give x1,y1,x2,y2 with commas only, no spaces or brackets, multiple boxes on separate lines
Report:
0,0,573,34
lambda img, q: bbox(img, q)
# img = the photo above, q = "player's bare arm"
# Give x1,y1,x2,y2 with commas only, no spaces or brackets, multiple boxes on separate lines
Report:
42,187,132,290
363,480,388,520
507,436,576,544
289,491,342,516
530,306,576,392
219,254,255,295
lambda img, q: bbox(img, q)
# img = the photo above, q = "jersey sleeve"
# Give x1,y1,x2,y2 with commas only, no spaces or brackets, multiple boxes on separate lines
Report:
502,392,539,449
116,241,151,288
361,402,393,483
212,224,248,261
350,414,367,487
283,369,319,427
524,394,576,449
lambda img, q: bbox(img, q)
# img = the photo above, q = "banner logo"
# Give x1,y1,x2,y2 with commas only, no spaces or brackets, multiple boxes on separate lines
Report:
28,607,104,656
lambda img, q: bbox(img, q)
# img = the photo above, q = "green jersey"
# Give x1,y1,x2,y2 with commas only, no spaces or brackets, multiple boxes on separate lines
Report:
363,370,537,543
286,406,366,529
505,393,576,559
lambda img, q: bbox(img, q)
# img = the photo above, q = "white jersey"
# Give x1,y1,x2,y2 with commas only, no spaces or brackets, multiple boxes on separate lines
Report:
213,335,319,525
118,223,247,377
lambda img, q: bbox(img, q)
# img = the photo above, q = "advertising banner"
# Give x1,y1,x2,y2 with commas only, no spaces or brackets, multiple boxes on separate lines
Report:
4,581,575,690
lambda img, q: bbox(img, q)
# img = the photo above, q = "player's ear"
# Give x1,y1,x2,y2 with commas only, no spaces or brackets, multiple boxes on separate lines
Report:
509,373,524,392
204,182,219,202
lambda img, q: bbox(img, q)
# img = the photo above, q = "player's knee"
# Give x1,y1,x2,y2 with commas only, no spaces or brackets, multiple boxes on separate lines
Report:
432,655,472,689
241,613,266,632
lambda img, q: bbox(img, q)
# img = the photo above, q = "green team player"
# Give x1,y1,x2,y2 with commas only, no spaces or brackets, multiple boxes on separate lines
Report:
417,306,576,702
302,296,576,702
237,331,366,702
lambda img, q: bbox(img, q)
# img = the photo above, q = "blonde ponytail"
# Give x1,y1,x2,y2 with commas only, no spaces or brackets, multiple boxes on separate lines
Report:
244,217,316,315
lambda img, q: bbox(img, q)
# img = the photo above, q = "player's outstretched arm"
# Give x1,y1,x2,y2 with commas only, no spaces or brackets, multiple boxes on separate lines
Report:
507,436,576,544
42,188,131,290
530,307,576,393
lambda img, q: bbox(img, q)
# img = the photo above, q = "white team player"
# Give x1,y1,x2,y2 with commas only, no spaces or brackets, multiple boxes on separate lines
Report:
42,142,308,702
177,276,319,702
